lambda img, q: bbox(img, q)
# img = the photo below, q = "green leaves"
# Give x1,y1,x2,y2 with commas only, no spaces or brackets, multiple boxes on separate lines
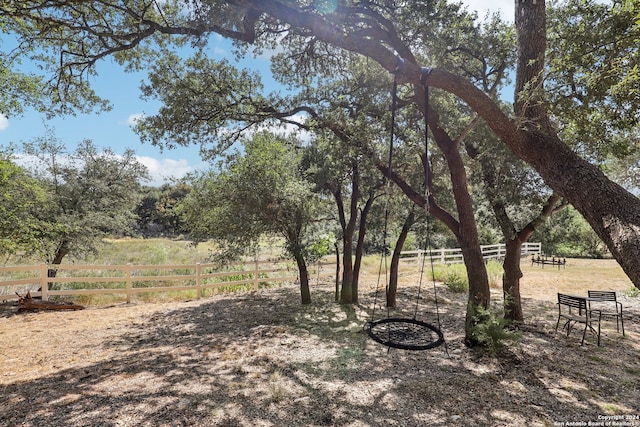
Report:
180,131,322,262
14,134,149,263
0,0,188,116
547,0,640,158
0,158,49,260
135,50,271,155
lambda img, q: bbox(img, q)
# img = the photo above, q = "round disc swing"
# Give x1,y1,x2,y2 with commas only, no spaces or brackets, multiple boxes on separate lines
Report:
366,63,446,352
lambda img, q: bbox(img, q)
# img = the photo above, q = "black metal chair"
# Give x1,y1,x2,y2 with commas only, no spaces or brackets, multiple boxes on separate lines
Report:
588,290,625,336
556,293,602,346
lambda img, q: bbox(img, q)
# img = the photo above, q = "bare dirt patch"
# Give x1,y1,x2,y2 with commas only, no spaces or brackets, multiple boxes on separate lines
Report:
1,259,640,427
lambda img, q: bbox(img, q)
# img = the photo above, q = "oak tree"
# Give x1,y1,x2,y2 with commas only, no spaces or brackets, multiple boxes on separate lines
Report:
178,131,323,304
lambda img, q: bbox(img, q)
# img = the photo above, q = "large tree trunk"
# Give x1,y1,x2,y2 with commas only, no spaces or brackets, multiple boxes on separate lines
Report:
419,106,491,343
460,241,491,343
338,162,360,304
502,195,565,322
502,239,524,322
377,146,490,344
373,118,491,344
387,210,415,308
293,249,311,305
352,193,375,304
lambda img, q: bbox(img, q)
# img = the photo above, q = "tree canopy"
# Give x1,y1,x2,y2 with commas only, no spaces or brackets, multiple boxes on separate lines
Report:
179,131,325,303
17,136,149,267
0,158,49,261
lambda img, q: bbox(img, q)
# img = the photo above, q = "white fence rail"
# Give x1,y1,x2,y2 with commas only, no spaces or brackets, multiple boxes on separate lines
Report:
399,242,542,264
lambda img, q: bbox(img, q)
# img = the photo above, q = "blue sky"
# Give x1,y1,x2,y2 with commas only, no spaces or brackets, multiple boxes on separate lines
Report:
0,1,514,186
1,36,282,186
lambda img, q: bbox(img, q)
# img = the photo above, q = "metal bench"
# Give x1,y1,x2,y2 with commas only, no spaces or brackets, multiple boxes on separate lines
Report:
588,290,625,336
531,255,566,269
555,293,602,346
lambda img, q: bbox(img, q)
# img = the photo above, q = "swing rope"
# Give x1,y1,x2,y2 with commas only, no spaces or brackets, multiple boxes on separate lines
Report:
366,61,445,352
370,64,400,324
421,67,448,355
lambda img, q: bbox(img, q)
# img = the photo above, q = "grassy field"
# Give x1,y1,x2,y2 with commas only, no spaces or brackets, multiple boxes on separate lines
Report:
99,237,218,265
518,257,636,302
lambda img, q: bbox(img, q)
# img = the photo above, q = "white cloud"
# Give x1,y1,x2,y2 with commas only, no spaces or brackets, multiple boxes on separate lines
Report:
0,113,9,131
127,113,145,126
136,156,199,186
213,46,227,56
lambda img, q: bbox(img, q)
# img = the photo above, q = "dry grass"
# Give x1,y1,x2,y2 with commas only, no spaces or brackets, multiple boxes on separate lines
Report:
1,258,639,427
519,258,634,302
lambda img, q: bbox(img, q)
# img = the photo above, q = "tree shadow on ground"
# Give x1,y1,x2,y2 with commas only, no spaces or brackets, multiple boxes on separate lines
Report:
2,285,639,426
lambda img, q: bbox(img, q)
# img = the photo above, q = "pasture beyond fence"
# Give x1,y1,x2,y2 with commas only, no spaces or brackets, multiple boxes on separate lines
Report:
0,243,541,303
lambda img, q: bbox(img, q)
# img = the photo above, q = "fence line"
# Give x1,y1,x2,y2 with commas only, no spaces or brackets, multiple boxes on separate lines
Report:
399,242,542,264
0,260,298,302
1,243,541,303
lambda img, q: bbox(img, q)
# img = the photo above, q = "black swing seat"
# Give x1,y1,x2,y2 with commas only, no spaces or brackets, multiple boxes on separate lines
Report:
366,317,445,351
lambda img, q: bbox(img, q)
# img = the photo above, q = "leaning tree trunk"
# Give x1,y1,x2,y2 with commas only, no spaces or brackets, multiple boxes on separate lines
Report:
509,0,640,290
45,240,70,291
352,193,376,305
387,211,415,308
293,250,311,305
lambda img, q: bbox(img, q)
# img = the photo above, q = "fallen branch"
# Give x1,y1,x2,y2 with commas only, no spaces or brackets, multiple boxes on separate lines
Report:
16,291,84,311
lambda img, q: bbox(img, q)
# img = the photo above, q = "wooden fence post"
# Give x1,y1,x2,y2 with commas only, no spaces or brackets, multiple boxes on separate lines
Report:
40,263,48,301
254,259,259,291
196,263,202,299
125,264,132,304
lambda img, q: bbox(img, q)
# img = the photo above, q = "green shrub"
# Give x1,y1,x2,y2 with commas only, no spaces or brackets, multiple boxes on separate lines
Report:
430,265,467,293
624,285,640,298
471,304,521,357
444,271,468,293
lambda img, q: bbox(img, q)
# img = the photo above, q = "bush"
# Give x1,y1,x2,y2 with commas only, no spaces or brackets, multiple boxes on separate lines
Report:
443,271,468,293
624,285,640,298
431,261,503,291
430,264,468,293
471,304,521,357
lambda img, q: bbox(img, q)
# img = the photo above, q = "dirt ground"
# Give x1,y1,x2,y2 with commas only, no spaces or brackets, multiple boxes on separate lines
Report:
1,259,640,427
